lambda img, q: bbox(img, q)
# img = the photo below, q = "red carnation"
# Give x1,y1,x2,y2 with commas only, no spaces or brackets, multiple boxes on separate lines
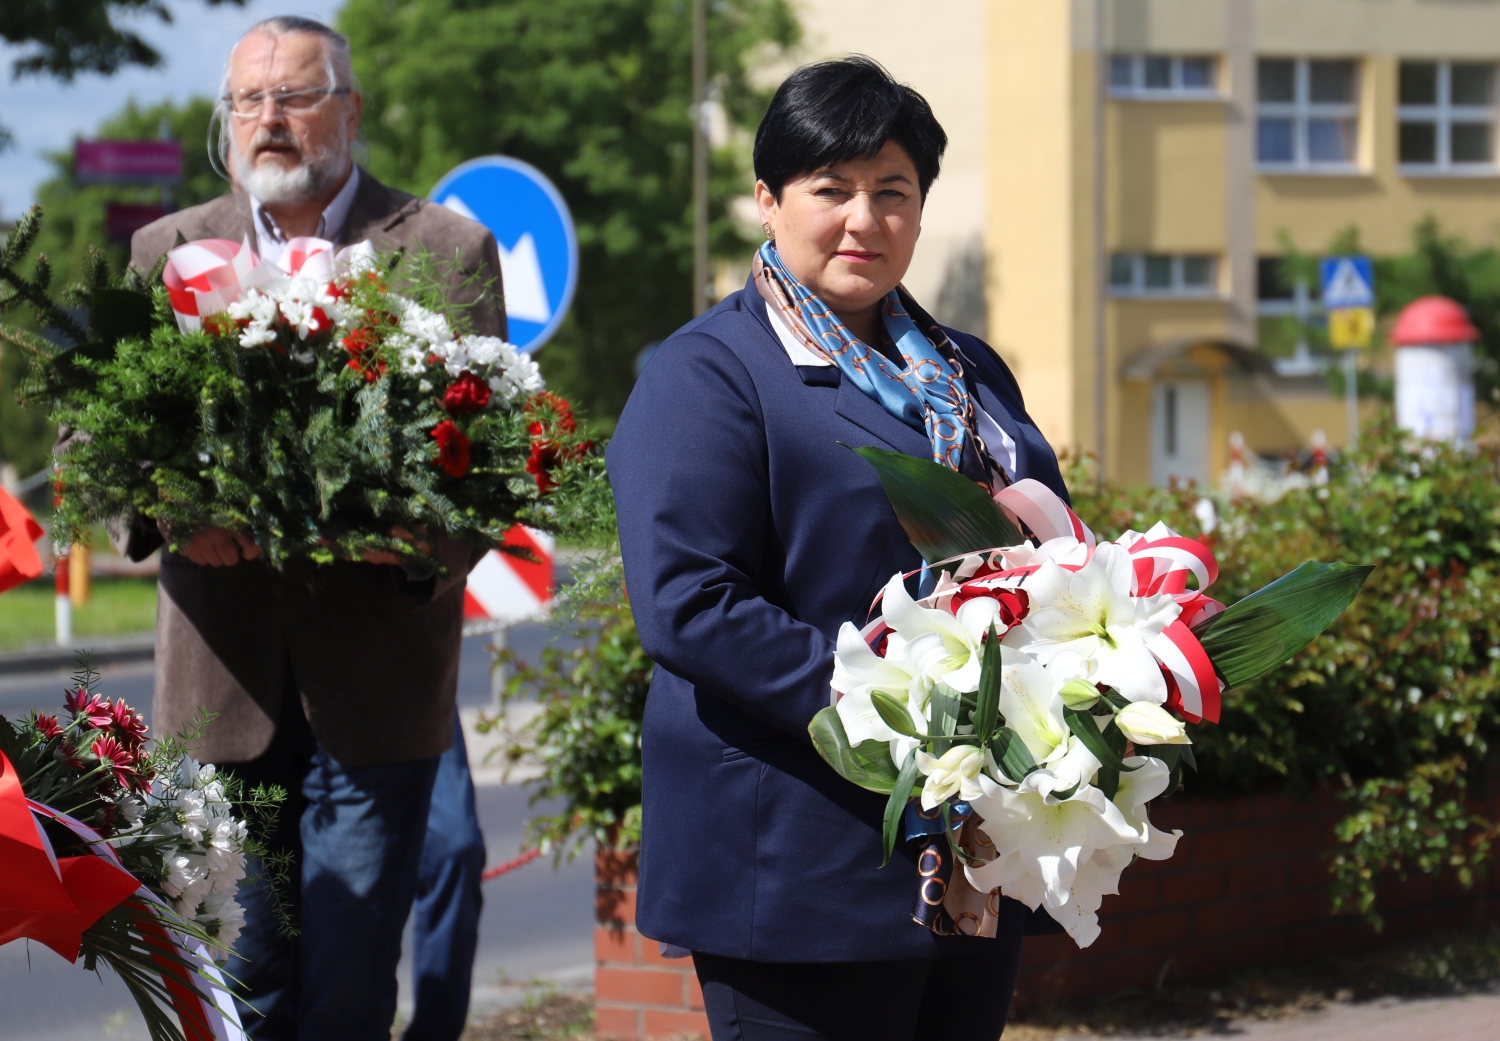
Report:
443,370,492,416
431,420,471,478
341,327,375,356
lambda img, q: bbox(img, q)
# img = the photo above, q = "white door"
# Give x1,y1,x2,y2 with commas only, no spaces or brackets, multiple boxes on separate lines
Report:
1151,379,1211,487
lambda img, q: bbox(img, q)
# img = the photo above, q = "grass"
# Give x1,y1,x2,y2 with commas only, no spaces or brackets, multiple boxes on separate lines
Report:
0,577,157,651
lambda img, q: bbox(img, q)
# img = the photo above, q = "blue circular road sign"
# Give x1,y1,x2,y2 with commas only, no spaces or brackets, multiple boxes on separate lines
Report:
430,156,578,353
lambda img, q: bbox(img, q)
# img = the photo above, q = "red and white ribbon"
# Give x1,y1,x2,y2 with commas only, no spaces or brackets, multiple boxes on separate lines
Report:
163,237,261,334
28,799,247,1041
994,479,1096,548
164,235,375,335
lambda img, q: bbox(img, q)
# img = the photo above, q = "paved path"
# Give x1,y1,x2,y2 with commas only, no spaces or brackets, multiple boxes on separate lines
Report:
0,627,593,1041
1041,993,1500,1039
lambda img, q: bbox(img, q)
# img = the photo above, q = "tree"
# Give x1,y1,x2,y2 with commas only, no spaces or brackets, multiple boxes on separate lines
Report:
1280,220,1500,402
1,0,244,81
340,0,799,424
0,97,227,476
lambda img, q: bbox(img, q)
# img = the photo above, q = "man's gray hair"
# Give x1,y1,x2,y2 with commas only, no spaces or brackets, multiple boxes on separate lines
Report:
209,15,360,178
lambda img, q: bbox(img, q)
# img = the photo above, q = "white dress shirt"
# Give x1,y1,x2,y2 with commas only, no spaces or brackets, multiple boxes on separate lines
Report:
249,165,361,267
765,300,1018,479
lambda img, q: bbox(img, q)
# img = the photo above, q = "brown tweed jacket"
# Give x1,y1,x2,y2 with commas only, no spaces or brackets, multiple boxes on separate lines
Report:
125,168,506,766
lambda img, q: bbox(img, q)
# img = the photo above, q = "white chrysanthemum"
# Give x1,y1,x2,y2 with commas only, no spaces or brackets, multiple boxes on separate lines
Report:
199,889,246,949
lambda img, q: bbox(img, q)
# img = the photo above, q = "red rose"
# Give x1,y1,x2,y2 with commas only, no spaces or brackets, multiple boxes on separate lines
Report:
431,420,471,478
443,370,492,416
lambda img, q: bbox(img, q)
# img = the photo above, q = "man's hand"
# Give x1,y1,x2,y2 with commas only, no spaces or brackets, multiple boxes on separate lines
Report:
360,526,433,567
180,527,262,567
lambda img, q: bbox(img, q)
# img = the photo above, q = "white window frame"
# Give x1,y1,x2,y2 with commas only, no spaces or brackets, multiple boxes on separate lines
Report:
1109,254,1220,297
1398,61,1499,175
1256,59,1361,173
1109,54,1221,99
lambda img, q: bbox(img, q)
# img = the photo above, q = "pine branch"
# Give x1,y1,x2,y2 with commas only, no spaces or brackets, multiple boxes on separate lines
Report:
0,206,88,345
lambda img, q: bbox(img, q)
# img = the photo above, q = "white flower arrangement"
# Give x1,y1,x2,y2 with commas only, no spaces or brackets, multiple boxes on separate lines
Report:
814,454,1372,949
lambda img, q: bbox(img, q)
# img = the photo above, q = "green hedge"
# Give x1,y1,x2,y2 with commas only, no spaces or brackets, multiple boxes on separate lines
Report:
501,418,1500,920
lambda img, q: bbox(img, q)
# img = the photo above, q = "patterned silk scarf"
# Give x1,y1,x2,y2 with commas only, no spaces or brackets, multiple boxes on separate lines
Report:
752,242,1004,489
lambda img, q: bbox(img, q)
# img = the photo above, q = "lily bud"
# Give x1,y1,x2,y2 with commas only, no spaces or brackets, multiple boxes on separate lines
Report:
1114,701,1191,746
1059,678,1102,711
914,744,986,810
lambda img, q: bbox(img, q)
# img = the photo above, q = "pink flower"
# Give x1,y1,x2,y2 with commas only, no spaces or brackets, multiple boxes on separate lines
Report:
33,714,62,739
90,735,136,790
109,700,149,747
65,687,112,729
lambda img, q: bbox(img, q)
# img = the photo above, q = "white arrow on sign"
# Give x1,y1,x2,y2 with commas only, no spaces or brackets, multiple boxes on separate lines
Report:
441,194,552,324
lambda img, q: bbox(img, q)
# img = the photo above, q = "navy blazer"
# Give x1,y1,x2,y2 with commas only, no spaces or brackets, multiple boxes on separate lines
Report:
606,279,1069,962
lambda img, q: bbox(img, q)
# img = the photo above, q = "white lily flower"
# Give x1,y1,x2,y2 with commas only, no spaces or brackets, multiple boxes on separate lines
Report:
1114,702,1191,746
965,771,1146,948
1005,543,1180,704
915,744,985,809
879,573,1005,694
832,623,928,746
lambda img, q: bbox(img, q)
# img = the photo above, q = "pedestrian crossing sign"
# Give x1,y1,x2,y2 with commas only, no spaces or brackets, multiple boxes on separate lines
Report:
1320,255,1375,310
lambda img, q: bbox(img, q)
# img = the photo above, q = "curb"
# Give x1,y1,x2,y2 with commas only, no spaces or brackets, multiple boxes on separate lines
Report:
0,635,155,677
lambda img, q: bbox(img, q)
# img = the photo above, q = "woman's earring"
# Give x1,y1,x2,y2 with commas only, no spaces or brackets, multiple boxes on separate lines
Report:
762,222,774,242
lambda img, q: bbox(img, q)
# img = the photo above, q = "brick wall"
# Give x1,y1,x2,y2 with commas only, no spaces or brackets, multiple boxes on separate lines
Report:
1013,788,1500,1008
592,791,1500,1035
594,849,709,1040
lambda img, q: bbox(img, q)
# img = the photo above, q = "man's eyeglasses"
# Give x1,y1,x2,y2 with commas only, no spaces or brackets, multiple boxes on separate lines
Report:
223,85,351,118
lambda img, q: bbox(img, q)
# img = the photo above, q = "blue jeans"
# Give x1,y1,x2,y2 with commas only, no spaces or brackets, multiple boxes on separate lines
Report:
226,692,440,1041
404,714,486,1041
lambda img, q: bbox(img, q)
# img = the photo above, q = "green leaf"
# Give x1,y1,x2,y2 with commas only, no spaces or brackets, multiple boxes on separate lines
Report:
849,444,1022,563
988,726,1039,783
928,683,963,756
1064,707,1141,774
809,707,900,794
871,690,918,737
1194,561,1374,689
882,748,921,866
973,625,1003,743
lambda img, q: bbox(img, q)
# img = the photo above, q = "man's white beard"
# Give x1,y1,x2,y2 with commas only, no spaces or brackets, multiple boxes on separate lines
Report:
234,131,350,206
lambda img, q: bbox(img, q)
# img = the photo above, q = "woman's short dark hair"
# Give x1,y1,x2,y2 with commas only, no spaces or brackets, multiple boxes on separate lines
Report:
754,56,947,201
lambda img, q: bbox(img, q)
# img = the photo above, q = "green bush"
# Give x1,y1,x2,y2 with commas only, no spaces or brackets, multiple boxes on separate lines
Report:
1069,416,1500,920
481,586,650,857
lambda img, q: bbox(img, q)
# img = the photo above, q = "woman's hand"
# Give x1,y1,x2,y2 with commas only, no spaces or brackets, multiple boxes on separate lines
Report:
180,527,262,567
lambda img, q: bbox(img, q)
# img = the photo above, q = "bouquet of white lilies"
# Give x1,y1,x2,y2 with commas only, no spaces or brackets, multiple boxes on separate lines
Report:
811,449,1371,947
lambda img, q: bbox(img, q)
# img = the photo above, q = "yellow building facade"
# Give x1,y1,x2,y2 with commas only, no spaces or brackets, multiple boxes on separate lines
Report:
988,0,1500,486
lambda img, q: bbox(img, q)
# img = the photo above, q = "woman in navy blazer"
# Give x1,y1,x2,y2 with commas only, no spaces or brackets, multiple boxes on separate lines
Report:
606,57,1070,1040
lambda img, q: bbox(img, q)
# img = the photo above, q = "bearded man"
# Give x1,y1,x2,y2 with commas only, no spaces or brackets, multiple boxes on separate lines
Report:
125,17,498,1041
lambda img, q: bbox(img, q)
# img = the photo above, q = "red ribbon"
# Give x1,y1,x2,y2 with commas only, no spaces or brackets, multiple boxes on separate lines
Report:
0,751,141,961
0,487,43,595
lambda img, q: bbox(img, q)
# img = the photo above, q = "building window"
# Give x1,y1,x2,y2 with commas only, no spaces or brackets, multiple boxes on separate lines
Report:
1110,253,1219,296
1257,59,1360,170
1110,54,1219,97
1398,61,1497,171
